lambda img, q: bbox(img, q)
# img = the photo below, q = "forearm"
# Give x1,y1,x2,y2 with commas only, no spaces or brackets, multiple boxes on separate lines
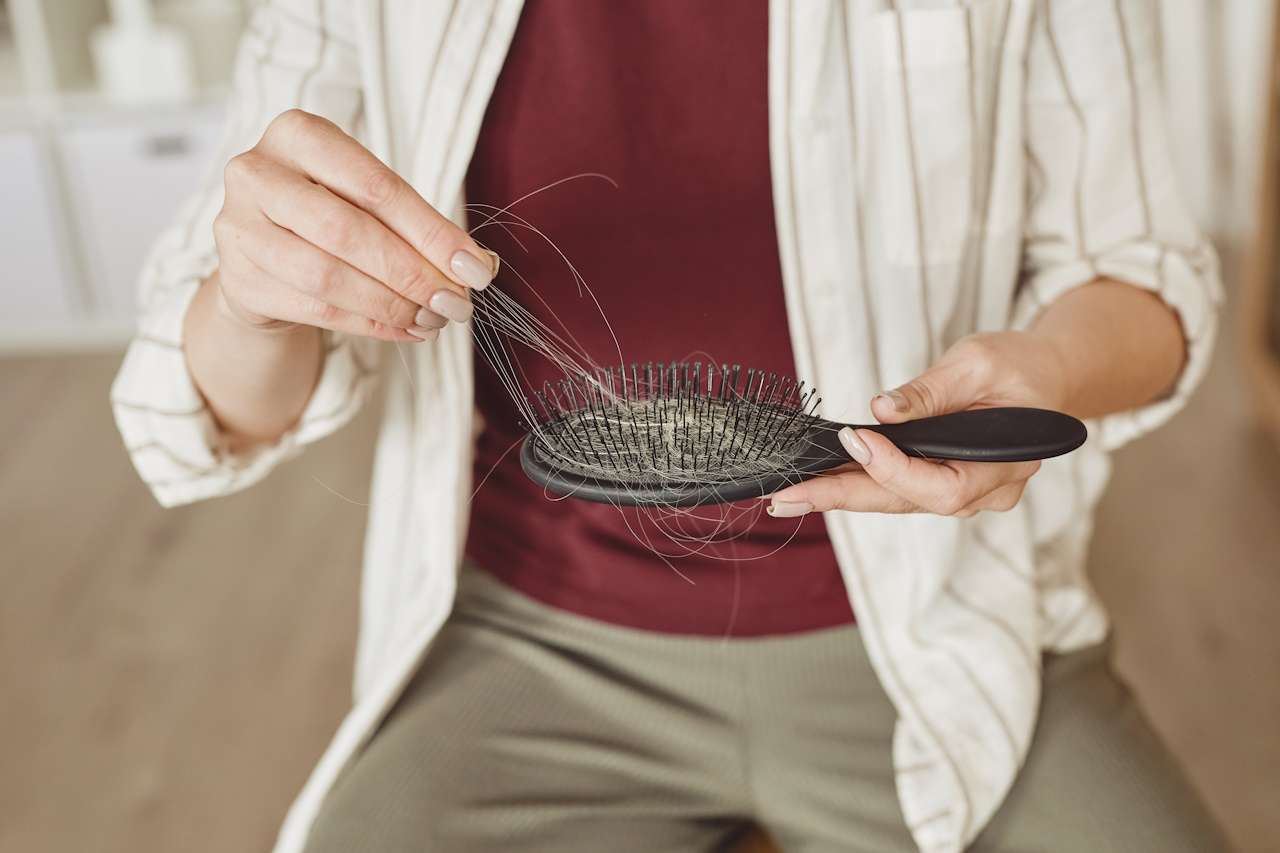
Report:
184,271,324,452
1029,279,1187,422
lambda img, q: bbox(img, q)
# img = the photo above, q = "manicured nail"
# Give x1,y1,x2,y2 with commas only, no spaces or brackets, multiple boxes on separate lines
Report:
839,427,871,465
767,501,813,518
876,389,910,414
451,250,496,290
414,307,446,328
484,249,501,276
407,326,439,342
428,290,473,324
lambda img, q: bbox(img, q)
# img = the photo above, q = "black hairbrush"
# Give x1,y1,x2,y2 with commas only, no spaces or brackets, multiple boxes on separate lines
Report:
517,362,1087,508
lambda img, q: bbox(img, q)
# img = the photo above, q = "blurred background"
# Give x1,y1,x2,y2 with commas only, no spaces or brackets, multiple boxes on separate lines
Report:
2,1,1279,851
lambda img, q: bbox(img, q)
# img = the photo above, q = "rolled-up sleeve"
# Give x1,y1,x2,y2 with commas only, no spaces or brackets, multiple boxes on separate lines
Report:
110,0,380,508
1012,0,1222,450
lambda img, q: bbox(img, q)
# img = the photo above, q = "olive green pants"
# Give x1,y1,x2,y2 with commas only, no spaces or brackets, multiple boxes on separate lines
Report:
304,566,1230,852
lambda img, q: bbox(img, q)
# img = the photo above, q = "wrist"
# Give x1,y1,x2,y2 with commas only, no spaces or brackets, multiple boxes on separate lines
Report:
186,270,323,390
184,270,325,450
1020,329,1074,414
205,271,301,338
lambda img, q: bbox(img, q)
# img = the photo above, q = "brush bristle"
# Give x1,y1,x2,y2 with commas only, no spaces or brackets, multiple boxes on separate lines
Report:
523,362,822,488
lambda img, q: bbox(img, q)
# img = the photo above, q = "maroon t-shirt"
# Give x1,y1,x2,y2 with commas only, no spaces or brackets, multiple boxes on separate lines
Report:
463,0,853,636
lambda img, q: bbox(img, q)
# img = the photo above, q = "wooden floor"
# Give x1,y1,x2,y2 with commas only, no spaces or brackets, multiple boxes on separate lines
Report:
2,292,1278,851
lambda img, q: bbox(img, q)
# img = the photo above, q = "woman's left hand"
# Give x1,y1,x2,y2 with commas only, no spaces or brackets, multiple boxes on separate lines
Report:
767,331,1070,519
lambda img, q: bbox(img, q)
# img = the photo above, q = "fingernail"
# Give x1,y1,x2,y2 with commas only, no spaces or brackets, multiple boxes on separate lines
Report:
407,326,439,342
484,249,501,276
414,307,446,328
767,501,813,518
876,389,910,414
428,290,474,324
451,250,496,290
839,427,871,465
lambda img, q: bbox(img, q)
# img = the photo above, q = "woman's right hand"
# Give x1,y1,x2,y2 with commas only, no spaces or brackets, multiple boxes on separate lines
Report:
212,109,497,343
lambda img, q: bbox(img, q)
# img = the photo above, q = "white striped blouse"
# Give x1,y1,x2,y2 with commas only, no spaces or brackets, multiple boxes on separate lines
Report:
110,1,1221,851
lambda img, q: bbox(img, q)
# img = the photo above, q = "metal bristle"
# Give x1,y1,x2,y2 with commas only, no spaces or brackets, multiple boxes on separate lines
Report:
523,361,821,487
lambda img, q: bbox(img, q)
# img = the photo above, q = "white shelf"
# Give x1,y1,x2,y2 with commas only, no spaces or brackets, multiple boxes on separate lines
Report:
54,84,230,119
0,0,245,352
0,31,22,100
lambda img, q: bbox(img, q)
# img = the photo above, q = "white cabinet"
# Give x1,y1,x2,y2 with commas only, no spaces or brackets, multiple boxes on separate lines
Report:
59,106,224,323
0,127,78,335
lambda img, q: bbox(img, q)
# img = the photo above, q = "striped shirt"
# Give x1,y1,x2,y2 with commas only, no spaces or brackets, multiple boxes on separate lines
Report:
110,2,1221,851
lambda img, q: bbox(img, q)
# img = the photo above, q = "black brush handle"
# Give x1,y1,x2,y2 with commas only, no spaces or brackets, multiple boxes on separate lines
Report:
849,407,1087,462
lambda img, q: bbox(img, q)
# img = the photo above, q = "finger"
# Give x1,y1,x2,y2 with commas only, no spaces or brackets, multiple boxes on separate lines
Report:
770,465,920,515
257,110,498,291
961,480,1030,516
870,340,997,424
218,257,421,343
235,156,468,321
771,441,1040,517
223,213,443,339
844,428,1040,517
772,464,1035,517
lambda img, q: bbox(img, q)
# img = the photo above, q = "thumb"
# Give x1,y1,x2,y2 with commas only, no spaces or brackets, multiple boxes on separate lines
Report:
871,356,986,424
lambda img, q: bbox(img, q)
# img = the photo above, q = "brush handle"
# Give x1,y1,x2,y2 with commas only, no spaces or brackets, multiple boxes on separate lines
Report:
845,407,1087,463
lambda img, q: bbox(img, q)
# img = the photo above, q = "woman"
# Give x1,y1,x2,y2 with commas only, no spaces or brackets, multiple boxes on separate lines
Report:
112,1,1229,850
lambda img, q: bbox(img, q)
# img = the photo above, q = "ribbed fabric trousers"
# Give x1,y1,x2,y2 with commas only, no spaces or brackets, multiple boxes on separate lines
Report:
303,565,1230,852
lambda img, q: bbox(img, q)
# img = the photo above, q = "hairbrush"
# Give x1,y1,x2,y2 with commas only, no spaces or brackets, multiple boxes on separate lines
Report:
517,362,1087,508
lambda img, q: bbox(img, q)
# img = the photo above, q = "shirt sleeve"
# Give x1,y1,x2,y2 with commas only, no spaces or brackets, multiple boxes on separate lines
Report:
1012,0,1223,450
110,0,381,508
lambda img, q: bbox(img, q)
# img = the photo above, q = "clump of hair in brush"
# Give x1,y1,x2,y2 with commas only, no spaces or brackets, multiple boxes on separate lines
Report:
524,362,821,490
